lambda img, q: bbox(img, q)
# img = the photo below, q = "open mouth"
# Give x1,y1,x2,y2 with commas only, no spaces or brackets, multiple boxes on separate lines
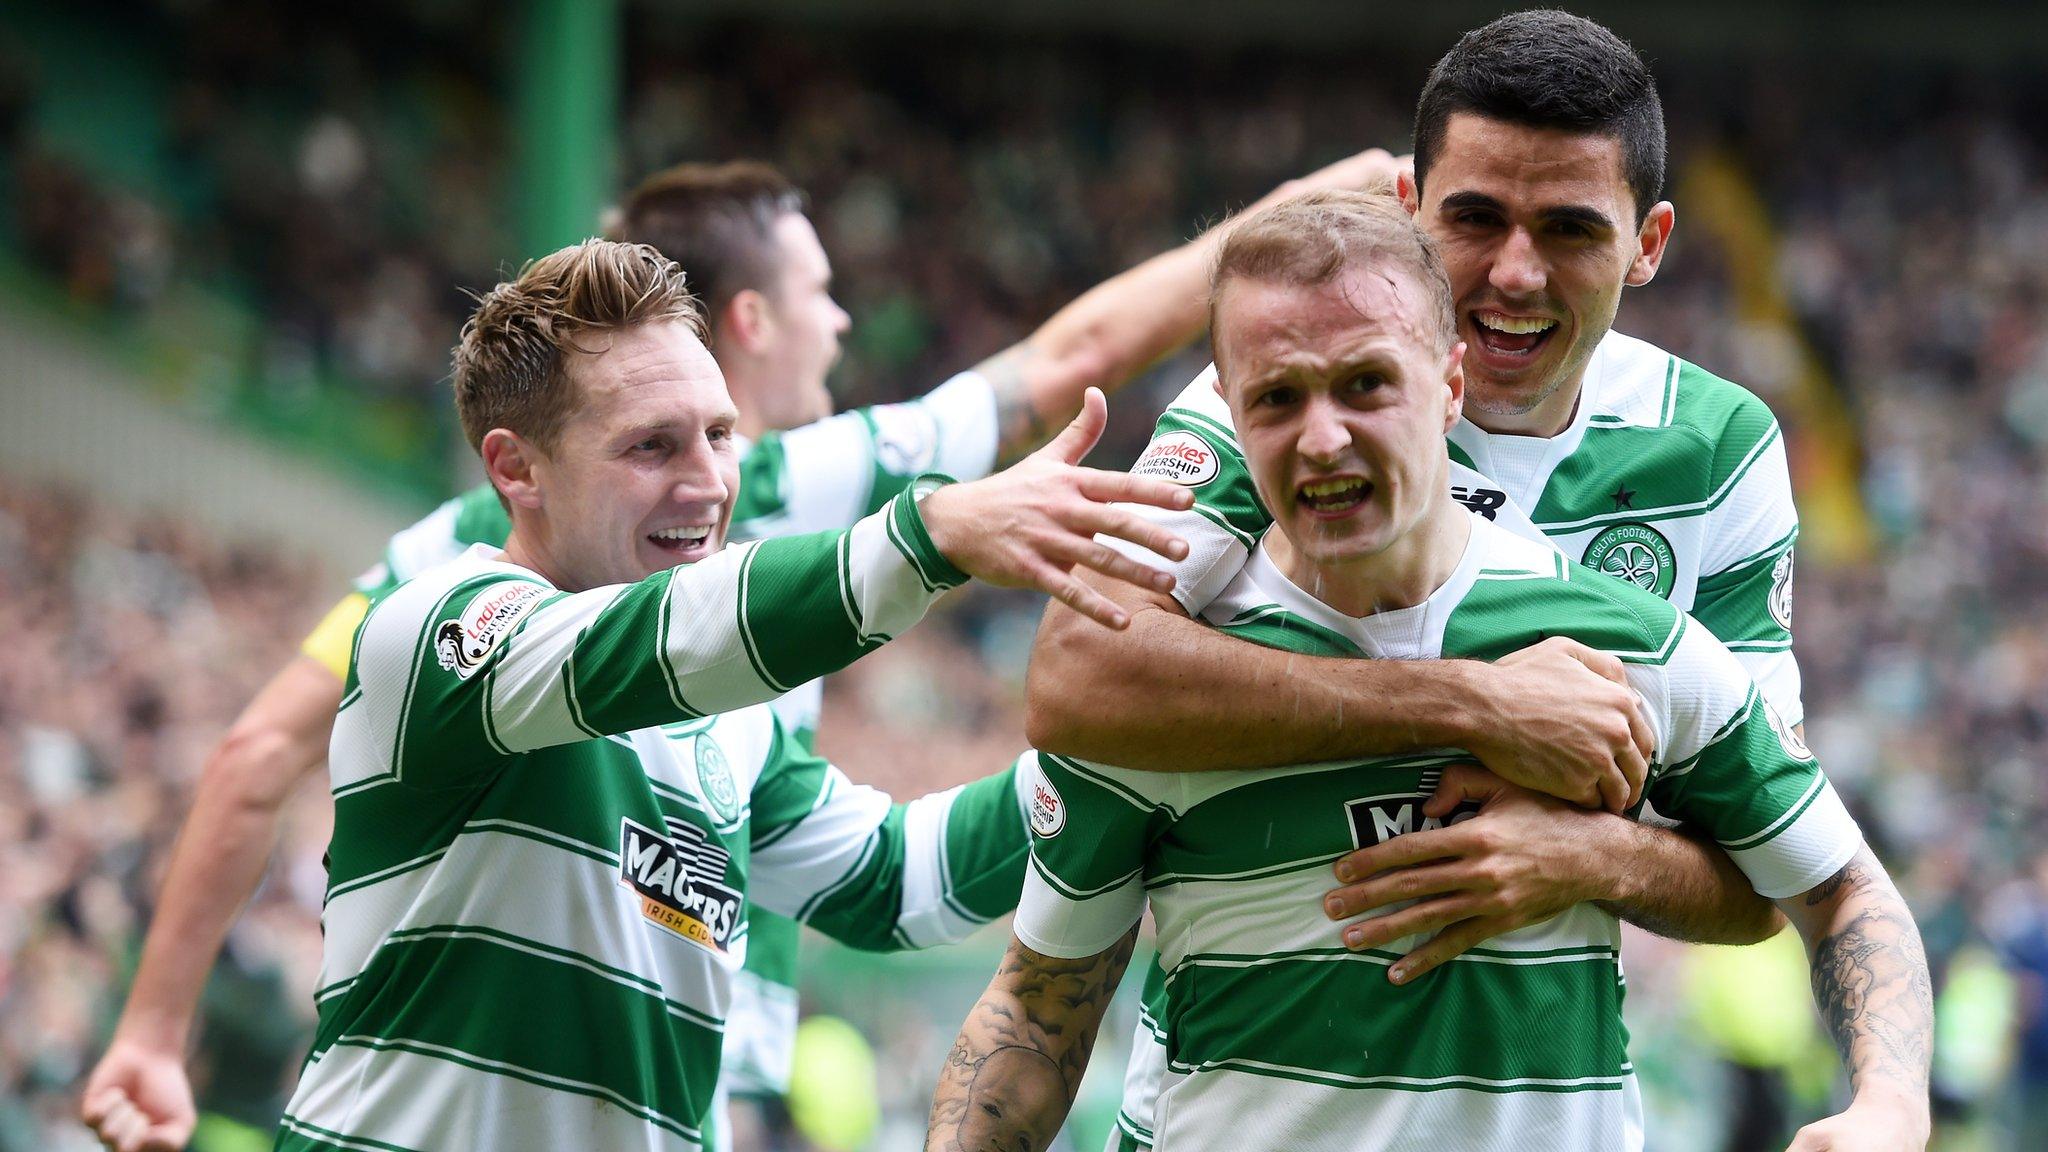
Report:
1296,477,1372,517
647,524,714,556
1469,310,1559,363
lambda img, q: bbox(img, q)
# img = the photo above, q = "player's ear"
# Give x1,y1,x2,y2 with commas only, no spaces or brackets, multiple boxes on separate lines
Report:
1397,170,1420,217
1441,341,1466,432
722,289,775,354
481,429,545,511
1626,202,1676,287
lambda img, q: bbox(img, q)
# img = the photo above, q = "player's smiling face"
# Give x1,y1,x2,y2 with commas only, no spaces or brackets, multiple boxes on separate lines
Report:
1214,265,1464,573
1409,113,1673,435
531,321,740,590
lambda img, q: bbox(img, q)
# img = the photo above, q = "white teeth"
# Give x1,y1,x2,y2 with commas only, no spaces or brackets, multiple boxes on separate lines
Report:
1476,313,1557,335
1300,479,1366,500
650,525,712,542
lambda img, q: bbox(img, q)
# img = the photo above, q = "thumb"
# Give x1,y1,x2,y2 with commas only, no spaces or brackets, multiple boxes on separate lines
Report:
1039,386,1107,466
1422,763,1504,818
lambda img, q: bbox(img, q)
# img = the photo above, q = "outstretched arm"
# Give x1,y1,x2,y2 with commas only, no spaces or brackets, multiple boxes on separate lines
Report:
81,653,343,1152
1777,846,1934,1150
926,931,1139,1152
1029,571,1653,809
983,149,1410,462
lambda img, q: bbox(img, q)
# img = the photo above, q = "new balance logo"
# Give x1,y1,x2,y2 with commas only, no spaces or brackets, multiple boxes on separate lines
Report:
1451,486,1507,521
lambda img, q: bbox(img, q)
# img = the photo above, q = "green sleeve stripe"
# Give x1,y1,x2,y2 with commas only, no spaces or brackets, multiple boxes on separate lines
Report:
1699,525,1799,588
834,533,867,639
279,1115,433,1152
1721,771,1828,851
1029,850,1143,901
1659,354,1680,427
1173,406,1241,448
1723,639,1795,652
1041,753,1165,814
1536,423,1781,534
1662,684,1759,780
885,484,969,590
650,568,703,718
397,576,497,775
796,830,882,923
733,545,794,695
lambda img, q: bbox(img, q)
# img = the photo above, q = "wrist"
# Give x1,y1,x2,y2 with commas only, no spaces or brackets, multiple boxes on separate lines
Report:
1579,816,1654,906
112,1007,189,1054
894,474,970,590
1419,660,1495,749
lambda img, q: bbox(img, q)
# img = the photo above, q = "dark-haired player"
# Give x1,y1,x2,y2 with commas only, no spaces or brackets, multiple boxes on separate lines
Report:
1021,13,1851,1149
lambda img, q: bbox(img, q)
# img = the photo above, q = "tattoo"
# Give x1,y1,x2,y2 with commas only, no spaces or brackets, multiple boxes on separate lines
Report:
1806,848,1934,1101
977,344,1058,465
926,929,1138,1152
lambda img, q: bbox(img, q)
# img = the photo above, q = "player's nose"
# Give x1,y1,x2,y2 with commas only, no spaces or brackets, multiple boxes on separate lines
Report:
1488,228,1547,297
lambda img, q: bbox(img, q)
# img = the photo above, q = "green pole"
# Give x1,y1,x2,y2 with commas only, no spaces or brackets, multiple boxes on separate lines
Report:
514,0,619,258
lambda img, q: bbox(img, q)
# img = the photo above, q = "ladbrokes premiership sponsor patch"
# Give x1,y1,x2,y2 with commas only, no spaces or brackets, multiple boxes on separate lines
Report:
619,817,743,954
1028,774,1066,838
1132,430,1220,487
435,581,548,680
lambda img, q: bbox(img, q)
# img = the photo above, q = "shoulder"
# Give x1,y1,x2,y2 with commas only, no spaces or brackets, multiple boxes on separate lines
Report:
1450,526,1685,665
1662,353,1783,477
358,555,553,685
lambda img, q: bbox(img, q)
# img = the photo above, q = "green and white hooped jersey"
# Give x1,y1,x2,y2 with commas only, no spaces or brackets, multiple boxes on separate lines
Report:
281,493,1031,1152
1105,333,1806,1149
1021,513,1859,1152
343,373,999,1101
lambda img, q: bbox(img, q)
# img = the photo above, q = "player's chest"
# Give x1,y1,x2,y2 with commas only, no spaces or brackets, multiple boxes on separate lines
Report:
1522,435,1714,609
1162,755,1482,875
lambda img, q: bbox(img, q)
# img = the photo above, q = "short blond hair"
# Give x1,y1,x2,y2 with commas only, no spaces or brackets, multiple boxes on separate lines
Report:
452,239,707,453
1210,189,1456,353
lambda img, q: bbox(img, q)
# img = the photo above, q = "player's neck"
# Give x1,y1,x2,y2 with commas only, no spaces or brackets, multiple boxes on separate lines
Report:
1269,491,1472,619
499,524,590,593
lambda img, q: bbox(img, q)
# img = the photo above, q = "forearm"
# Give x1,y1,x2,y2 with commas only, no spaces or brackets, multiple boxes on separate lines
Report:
1596,820,1784,944
1786,847,1934,1113
115,661,336,1049
1028,597,1479,770
926,931,1137,1152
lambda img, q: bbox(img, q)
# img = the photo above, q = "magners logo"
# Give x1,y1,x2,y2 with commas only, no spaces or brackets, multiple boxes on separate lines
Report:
618,817,743,954
1343,790,1481,849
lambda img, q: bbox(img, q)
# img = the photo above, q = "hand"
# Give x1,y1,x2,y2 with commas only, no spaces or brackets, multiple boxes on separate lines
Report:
1323,764,1627,983
1275,148,1414,201
1462,637,1653,812
921,387,1192,629
1784,1096,1930,1151
80,1037,196,1152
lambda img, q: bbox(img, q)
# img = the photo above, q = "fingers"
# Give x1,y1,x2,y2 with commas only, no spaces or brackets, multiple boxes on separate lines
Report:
1388,916,1507,985
1336,895,1480,954
1071,468,1196,516
1623,696,1654,798
80,1085,127,1128
1555,637,1629,686
1332,827,1467,883
1065,502,1190,562
1039,387,1108,466
92,1094,145,1152
1034,532,1176,598
1420,762,1502,818
1325,863,1473,920
1034,564,1132,631
1596,764,1630,816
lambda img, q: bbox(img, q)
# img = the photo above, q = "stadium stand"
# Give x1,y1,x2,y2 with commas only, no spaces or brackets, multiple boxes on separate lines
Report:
3,6,2047,1150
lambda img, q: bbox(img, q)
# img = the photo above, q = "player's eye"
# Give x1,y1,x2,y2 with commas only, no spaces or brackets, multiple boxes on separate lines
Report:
1256,386,1299,408
1345,373,1386,394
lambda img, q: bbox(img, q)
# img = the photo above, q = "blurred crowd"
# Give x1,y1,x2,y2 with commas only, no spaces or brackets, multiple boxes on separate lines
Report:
4,5,2048,1151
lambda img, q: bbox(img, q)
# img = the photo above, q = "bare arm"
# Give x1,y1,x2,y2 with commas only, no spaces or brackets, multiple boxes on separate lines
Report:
926,930,1139,1152
1322,767,1782,983
82,654,341,1152
983,149,1409,463
1776,846,1934,1150
1027,573,1652,809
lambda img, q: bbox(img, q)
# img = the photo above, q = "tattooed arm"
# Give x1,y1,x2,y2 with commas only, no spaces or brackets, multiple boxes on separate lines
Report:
926,928,1139,1151
979,148,1411,464
1776,846,1934,1151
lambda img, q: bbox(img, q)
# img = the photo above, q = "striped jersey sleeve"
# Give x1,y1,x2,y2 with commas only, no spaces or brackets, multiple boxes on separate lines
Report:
1686,373,1804,723
1012,752,1165,960
745,729,1028,950
1095,366,1272,614
342,488,966,794
730,372,999,541
1637,616,1857,899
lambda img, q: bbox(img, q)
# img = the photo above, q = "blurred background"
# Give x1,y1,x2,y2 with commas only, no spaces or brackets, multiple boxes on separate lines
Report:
4,1,2048,1149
